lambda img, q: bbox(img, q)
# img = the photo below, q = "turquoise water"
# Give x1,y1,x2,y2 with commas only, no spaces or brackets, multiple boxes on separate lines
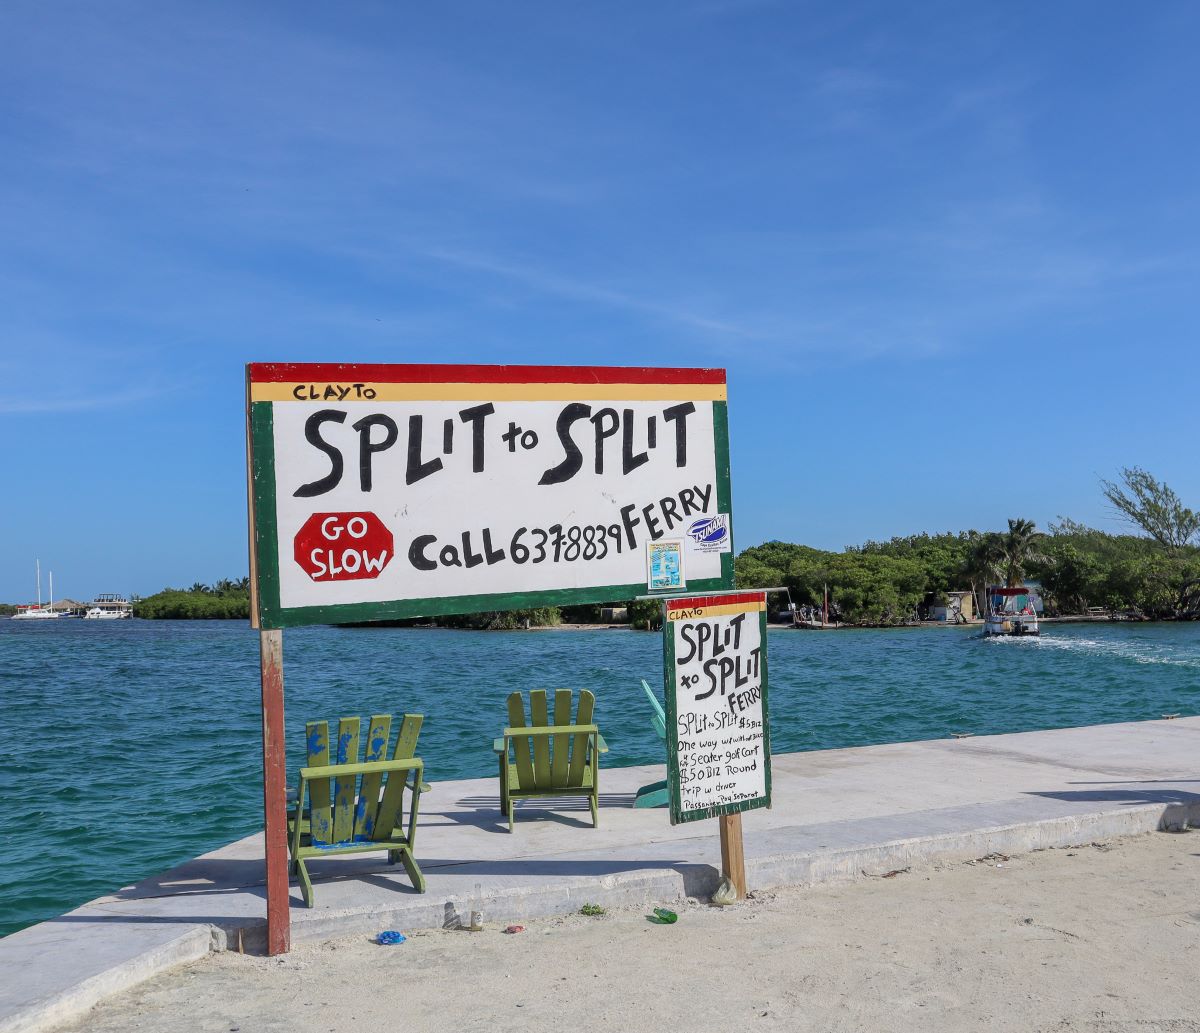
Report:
2,619,1198,937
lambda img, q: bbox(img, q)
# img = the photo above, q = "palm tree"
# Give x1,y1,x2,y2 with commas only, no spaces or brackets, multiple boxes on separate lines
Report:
962,531,1002,616
995,518,1047,588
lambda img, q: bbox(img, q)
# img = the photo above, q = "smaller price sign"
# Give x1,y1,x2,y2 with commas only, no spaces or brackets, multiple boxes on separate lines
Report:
663,591,771,825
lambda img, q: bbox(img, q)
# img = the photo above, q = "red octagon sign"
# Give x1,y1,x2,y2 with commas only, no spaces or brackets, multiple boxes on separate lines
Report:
293,512,394,582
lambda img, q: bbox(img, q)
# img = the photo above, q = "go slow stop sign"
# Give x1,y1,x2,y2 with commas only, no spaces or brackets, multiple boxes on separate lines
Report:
293,512,394,582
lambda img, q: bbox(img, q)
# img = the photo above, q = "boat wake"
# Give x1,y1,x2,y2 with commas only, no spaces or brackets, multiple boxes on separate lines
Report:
1017,633,1200,668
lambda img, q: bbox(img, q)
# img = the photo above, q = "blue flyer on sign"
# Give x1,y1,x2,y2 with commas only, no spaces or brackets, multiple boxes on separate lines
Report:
647,540,685,592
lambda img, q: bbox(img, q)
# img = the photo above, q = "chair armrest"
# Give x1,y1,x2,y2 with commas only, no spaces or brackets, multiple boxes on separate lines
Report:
595,732,609,753
492,737,507,754
300,758,423,780
502,724,598,738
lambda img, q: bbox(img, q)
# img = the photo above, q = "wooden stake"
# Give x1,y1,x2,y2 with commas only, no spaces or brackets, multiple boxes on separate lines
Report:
260,628,291,955
719,812,747,900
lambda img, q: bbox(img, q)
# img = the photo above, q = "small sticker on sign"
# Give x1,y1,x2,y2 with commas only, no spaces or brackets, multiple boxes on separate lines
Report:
684,513,731,554
647,540,686,592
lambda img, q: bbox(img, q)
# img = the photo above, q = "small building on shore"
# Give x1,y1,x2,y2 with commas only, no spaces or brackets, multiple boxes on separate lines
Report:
930,591,974,623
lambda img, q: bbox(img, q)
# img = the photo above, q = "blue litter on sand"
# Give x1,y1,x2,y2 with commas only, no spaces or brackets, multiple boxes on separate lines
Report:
376,931,407,945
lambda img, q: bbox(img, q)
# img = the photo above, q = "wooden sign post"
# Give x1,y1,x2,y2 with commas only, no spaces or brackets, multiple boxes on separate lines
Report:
246,363,735,952
257,629,290,955
663,591,770,900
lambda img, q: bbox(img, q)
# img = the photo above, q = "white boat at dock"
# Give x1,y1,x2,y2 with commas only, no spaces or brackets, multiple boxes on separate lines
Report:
11,561,64,620
983,585,1039,637
84,594,133,619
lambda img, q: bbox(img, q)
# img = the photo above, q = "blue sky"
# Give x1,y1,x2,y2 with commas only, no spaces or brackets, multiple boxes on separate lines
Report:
2,1,1198,601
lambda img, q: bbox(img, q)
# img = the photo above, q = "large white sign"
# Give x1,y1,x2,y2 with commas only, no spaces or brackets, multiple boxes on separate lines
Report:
247,364,733,628
664,591,771,825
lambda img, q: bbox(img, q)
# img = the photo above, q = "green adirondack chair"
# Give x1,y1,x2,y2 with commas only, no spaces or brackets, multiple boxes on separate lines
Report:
634,679,670,809
493,689,608,832
288,713,426,907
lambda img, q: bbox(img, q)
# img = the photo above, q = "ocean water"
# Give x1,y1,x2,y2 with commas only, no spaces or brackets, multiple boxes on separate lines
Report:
1,619,1197,937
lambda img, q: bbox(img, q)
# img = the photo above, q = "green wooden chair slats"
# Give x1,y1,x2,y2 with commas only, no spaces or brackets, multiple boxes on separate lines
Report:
288,712,427,907
494,689,607,832
331,717,360,844
550,688,573,788
529,689,552,785
507,693,537,791
353,714,391,839
305,721,333,846
372,714,423,843
394,712,423,761
565,689,595,788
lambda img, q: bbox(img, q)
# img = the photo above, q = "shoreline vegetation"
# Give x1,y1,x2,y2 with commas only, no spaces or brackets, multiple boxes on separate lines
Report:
8,471,1196,630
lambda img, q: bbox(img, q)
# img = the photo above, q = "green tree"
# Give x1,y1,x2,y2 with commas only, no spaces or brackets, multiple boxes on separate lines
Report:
994,518,1047,588
134,583,250,619
961,530,1002,615
858,533,973,596
436,607,561,630
627,598,664,630
1101,467,1200,552
786,551,926,624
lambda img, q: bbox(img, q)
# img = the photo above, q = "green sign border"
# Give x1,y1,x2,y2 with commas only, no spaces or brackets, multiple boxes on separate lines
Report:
663,596,771,825
249,399,734,629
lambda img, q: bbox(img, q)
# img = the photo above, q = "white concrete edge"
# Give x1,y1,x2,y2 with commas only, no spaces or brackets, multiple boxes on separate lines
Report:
749,799,1200,891
0,925,216,1033
11,798,1198,1033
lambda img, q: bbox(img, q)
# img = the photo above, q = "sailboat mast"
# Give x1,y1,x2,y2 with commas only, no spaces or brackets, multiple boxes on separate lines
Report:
36,558,42,608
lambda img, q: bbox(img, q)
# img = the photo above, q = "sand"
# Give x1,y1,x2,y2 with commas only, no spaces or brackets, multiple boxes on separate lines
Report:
56,830,1200,1033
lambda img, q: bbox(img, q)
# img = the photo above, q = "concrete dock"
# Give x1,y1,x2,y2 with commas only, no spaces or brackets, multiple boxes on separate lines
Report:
2,716,1198,1033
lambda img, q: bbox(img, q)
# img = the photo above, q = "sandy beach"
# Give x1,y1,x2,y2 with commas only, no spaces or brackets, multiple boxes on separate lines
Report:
54,829,1199,1033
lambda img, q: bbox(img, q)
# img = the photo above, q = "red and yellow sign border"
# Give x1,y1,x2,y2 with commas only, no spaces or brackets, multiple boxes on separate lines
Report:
249,363,728,403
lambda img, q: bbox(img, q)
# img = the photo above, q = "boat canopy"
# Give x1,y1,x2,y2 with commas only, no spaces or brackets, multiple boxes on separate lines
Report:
986,586,1035,615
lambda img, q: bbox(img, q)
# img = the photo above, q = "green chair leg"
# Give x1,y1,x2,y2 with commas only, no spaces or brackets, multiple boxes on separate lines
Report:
400,849,426,893
498,754,509,816
296,858,314,908
589,792,598,828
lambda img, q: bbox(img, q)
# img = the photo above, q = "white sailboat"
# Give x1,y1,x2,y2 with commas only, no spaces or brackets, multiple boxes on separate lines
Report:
12,561,64,620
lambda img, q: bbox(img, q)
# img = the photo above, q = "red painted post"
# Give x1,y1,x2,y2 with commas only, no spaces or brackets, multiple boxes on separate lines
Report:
259,628,291,955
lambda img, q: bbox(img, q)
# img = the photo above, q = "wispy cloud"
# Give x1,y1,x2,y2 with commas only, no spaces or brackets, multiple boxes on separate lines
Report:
0,383,171,414
422,246,752,337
